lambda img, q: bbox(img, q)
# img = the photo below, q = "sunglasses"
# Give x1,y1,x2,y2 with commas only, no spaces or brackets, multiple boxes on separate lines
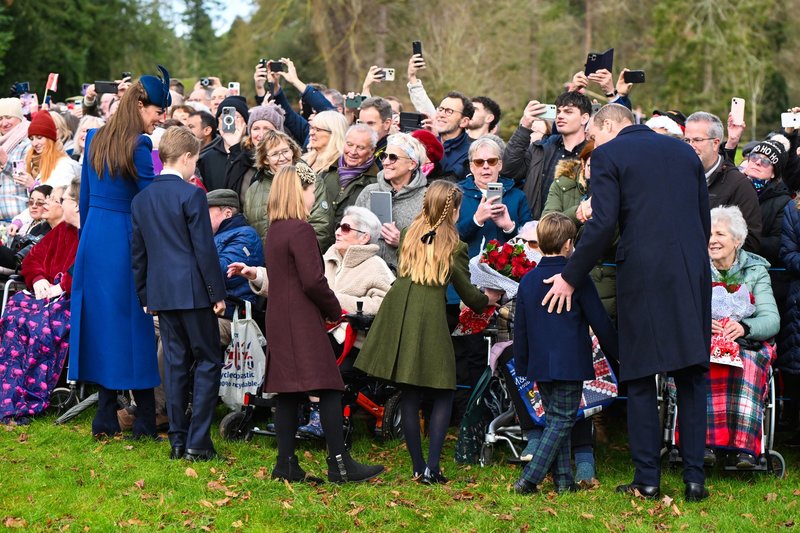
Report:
748,153,773,168
517,238,539,249
471,158,500,167
378,152,410,163
28,200,46,207
336,223,366,235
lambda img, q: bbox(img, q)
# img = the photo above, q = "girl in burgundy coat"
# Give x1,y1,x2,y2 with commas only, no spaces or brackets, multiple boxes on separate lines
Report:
263,163,383,484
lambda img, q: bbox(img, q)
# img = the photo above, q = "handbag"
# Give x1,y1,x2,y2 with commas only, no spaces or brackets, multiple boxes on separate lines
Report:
219,301,267,410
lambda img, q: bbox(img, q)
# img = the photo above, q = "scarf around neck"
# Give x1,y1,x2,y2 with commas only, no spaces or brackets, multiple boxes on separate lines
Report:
338,154,373,188
0,118,30,153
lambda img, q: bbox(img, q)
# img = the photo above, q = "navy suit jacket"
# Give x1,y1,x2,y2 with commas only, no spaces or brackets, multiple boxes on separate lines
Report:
561,124,711,381
514,256,618,382
131,173,227,311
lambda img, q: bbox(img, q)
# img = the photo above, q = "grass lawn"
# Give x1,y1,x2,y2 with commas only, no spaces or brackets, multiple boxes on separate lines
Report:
1,404,798,532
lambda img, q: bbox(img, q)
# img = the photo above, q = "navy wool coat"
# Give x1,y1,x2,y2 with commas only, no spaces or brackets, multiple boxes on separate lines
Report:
561,125,711,381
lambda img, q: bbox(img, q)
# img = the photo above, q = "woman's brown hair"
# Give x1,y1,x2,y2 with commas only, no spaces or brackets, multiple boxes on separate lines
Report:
255,130,302,172
88,82,150,180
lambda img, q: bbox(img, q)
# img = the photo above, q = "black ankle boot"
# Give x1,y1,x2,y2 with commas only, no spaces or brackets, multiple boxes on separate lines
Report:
272,455,323,483
326,452,384,483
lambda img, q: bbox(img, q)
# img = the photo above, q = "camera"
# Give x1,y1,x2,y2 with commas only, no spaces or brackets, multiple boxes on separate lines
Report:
268,61,285,73
200,77,211,87
221,106,236,133
121,72,132,80
10,233,43,269
259,58,268,69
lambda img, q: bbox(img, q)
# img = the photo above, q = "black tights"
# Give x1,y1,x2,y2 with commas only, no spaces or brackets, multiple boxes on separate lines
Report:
274,390,345,459
400,385,454,474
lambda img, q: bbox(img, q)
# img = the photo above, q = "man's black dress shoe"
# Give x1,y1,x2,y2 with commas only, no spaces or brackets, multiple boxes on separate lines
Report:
684,482,709,502
184,448,221,462
513,478,539,494
615,483,660,499
170,446,186,460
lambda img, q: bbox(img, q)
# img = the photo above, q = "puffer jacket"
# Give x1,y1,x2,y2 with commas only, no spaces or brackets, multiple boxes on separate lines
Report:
714,248,779,342
214,214,264,319
243,168,274,240
542,159,618,322
778,200,800,373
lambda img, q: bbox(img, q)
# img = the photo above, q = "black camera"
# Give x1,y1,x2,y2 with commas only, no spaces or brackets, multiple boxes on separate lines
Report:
200,77,211,87
10,233,43,268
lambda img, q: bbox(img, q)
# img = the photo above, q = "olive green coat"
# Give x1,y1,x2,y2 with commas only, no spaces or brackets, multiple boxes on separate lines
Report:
354,240,489,389
542,159,618,322
243,168,274,240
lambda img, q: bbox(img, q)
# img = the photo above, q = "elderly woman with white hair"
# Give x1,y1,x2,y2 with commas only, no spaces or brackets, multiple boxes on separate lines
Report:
354,132,428,269
705,205,779,468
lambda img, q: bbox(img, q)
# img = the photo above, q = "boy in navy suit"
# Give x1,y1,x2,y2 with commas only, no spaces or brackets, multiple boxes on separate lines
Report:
131,127,227,461
512,212,618,494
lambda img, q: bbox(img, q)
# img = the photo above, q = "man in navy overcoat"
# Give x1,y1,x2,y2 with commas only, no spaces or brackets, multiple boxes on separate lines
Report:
543,104,712,501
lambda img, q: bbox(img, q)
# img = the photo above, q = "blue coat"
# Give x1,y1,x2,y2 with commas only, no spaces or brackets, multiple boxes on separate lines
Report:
130,173,227,312
561,125,711,381
214,213,264,319
68,130,159,389
779,200,800,374
440,130,473,180
514,256,618,382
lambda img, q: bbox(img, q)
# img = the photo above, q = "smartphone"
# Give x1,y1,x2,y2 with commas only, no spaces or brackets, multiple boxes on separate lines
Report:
584,48,614,75
11,160,24,175
95,81,119,94
258,58,268,69
623,70,646,84
731,97,745,126
781,113,800,129
399,111,425,132
14,82,30,95
486,182,503,203
121,72,132,80
412,40,423,58
228,82,240,96
221,106,236,133
377,68,395,82
345,94,366,109
536,104,557,121
370,191,393,226
268,61,285,73
20,93,33,115
81,83,90,96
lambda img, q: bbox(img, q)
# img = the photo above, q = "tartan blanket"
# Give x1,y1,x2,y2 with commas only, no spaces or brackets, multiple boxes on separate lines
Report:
705,342,775,454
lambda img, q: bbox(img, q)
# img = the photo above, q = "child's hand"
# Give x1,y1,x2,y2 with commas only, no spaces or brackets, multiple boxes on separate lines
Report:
227,262,257,280
213,300,226,316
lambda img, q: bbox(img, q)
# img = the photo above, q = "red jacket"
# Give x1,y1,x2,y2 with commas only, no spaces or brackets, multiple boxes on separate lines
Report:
20,221,79,294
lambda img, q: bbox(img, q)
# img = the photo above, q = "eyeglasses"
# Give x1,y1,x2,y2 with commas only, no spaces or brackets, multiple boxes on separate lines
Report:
748,153,773,168
436,106,463,117
471,158,500,167
378,152,411,164
517,238,539,249
336,223,366,235
682,137,715,145
309,126,331,134
267,148,293,160
28,200,46,207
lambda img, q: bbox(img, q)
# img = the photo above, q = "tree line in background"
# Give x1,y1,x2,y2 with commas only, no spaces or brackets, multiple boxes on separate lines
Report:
0,0,796,139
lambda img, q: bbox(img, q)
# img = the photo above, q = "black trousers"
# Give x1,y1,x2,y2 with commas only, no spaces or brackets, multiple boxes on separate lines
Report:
626,366,707,486
159,308,222,451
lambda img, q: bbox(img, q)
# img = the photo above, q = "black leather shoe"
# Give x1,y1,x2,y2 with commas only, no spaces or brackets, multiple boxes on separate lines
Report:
271,455,324,484
615,483,660,499
684,482,709,502
513,478,539,495
184,448,222,462
419,467,449,485
170,446,186,460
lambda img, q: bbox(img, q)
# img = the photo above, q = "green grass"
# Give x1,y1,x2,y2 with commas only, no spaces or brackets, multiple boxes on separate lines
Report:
1,406,798,532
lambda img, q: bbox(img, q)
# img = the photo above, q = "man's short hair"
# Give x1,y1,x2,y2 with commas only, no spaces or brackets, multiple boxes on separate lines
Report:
322,88,344,110
554,91,592,116
383,95,404,113
685,111,724,140
190,110,217,136
445,91,475,119
537,212,577,255
169,105,194,119
170,79,185,97
159,126,201,164
360,97,393,122
472,96,501,130
592,103,635,127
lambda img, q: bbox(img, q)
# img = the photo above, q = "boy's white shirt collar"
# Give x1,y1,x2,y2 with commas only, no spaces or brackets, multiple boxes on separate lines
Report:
160,168,183,178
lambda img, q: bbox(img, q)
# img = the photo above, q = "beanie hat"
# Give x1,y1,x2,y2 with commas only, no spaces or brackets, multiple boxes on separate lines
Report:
750,135,789,178
28,111,57,141
0,98,24,120
140,65,172,110
247,103,285,134
206,188,240,210
215,96,249,123
411,129,444,164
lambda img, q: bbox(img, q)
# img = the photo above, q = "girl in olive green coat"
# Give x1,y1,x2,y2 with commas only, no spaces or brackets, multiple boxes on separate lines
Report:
355,181,501,483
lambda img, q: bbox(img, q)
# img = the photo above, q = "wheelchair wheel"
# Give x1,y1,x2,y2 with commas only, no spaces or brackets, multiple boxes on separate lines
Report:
49,387,77,415
380,391,404,441
219,410,249,441
764,451,787,479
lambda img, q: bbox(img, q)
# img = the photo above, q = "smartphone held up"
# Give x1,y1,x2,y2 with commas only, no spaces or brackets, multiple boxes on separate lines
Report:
730,97,745,126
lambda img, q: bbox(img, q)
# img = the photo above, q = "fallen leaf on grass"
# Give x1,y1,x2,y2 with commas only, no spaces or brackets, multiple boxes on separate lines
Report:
283,479,294,493
347,505,365,517
785,521,795,527
134,479,145,490
18,433,28,443
304,451,315,461
186,467,198,478
581,513,595,519
124,445,134,451
3,517,27,528
232,520,244,528
543,507,557,516
122,519,145,526
452,491,475,501
199,500,214,509
207,481,226,491
496,514,513,521
661,495,673,506
215,498,231,507
765,493,778,502
281,500,293,509
354,518,363,527
794,490,800,496
254,467,267,480
672,504,681,516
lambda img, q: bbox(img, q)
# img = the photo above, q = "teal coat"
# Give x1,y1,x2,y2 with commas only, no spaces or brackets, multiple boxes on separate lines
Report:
355,240,488,389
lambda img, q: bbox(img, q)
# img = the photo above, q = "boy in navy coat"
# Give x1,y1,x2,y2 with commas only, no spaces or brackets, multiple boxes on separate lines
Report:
131,127,227,461
512,212,618,494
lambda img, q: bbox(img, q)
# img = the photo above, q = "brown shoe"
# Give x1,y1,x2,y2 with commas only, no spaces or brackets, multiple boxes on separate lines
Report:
155,414,170,431
117,407,136,431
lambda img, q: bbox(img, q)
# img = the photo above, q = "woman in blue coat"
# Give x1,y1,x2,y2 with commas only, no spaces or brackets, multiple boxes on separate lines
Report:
68,67,172,439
